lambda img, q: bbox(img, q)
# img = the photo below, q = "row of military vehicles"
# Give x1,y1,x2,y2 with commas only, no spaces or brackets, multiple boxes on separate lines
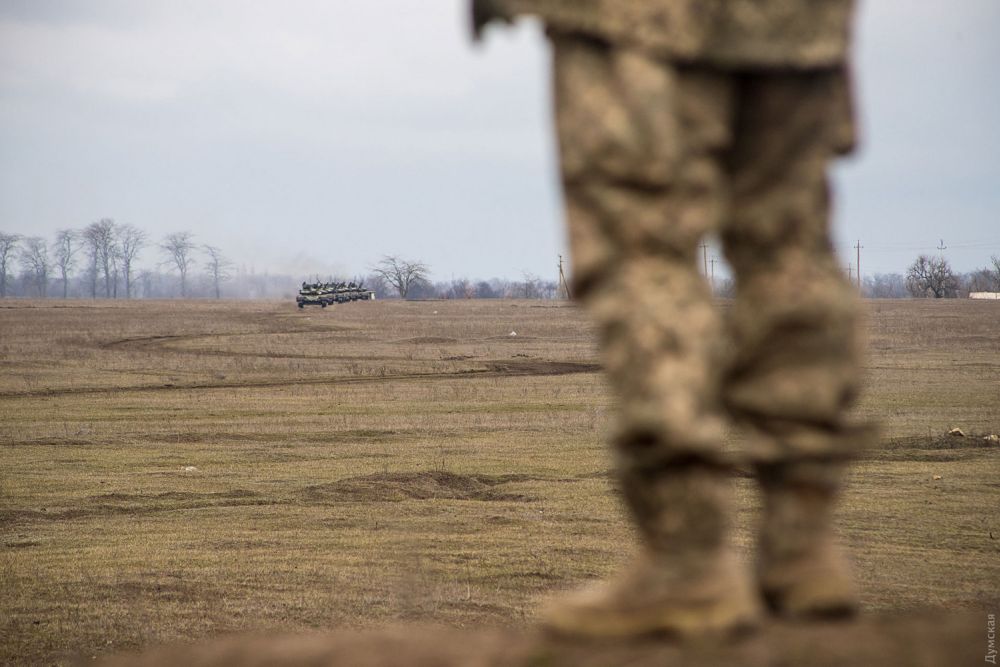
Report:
296,281,375,308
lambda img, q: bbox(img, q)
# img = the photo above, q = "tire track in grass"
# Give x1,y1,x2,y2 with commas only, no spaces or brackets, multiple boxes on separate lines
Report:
0,360,602,400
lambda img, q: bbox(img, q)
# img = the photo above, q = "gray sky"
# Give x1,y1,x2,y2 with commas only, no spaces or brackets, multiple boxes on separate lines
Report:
1,0,998,281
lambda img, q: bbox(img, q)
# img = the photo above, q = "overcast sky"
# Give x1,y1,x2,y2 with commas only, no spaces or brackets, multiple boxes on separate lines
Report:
1,0,998,281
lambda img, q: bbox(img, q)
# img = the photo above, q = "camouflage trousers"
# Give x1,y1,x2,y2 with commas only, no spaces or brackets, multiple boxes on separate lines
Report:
551,34,869,472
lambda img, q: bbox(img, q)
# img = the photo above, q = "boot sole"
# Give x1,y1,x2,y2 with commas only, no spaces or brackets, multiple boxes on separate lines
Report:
543,596,762,641
761,584,859,620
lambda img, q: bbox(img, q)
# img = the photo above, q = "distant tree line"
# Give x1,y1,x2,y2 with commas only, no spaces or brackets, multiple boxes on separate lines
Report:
367,255,562,300
0,229,566,300
716,255,1000,300
2,227,996,301
710,254,1000,300
0,222,243,299
867,255,1000,299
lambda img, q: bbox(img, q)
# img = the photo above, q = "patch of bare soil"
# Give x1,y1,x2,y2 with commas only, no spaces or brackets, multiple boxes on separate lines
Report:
99,326,360,351
97,611,987,667
0,490,269,528
885,433,998,450
866,433,1000,462
485,360,601,376
99,334,194,350
574,470,614,480
299,472,535,503
91,489,259,504
0,360,600,399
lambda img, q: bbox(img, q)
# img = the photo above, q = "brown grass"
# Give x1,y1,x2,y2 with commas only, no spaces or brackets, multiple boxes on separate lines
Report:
1,298,998,665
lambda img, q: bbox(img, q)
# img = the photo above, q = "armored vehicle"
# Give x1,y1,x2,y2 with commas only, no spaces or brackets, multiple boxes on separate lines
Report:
296,281,375,308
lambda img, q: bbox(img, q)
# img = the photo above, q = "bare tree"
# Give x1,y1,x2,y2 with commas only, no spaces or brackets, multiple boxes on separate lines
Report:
362,273,391,299
202,245,232,299
490,277,512,298
990,255,1000,291
0,232,20,297
965,256,1000,294
160,232,197,297
53,230,80,298
864,272,908,299
370,255,429,299
83,219,118,298
906,254,958,298
81,228,99,298
475,280,497,298
519,271,541,298
446,277,474,299
19,237,51,297
964,269,995,294
117,224,146,299
138,269,164,298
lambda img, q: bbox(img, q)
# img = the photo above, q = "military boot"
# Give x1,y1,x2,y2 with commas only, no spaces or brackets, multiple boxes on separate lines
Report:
541,463,761,639
755,460,858,618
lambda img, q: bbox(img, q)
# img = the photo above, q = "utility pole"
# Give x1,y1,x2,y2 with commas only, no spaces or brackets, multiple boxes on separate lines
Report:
854,240,863,291
937,239,947,253
709,257,717,294
557,254,571,300
847,264,853,283
700,242,709,276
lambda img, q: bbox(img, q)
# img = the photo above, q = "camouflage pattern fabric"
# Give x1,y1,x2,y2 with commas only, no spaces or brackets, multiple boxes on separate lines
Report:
477,0,854,68
551,34,871,473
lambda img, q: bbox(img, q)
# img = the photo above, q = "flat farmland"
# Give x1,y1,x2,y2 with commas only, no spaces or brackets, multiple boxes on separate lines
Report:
1,298,998,665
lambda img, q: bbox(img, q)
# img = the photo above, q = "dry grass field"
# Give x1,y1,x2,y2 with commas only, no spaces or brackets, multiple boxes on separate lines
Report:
1,298,998,665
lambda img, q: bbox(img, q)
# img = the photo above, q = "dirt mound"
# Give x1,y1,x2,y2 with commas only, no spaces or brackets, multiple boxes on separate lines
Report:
99,612,986,667
300,471,533,503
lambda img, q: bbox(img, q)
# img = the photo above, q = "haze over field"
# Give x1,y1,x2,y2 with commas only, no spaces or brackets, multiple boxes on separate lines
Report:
1,0,998,280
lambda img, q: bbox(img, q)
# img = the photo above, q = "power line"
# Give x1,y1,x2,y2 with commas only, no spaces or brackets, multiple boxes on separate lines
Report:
850,236,1000,252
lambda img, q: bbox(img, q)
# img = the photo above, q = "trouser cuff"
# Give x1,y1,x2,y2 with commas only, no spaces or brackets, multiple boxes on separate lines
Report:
744,421,879,465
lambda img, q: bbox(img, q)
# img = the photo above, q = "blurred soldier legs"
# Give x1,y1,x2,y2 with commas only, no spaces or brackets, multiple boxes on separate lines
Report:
721,69,865,618
543,33,865,637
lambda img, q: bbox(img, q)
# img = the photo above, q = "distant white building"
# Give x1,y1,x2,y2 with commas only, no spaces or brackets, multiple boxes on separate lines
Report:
969,292,1000,300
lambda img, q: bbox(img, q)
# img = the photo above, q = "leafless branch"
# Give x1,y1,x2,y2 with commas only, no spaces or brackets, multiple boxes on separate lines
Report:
370,255,430,299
